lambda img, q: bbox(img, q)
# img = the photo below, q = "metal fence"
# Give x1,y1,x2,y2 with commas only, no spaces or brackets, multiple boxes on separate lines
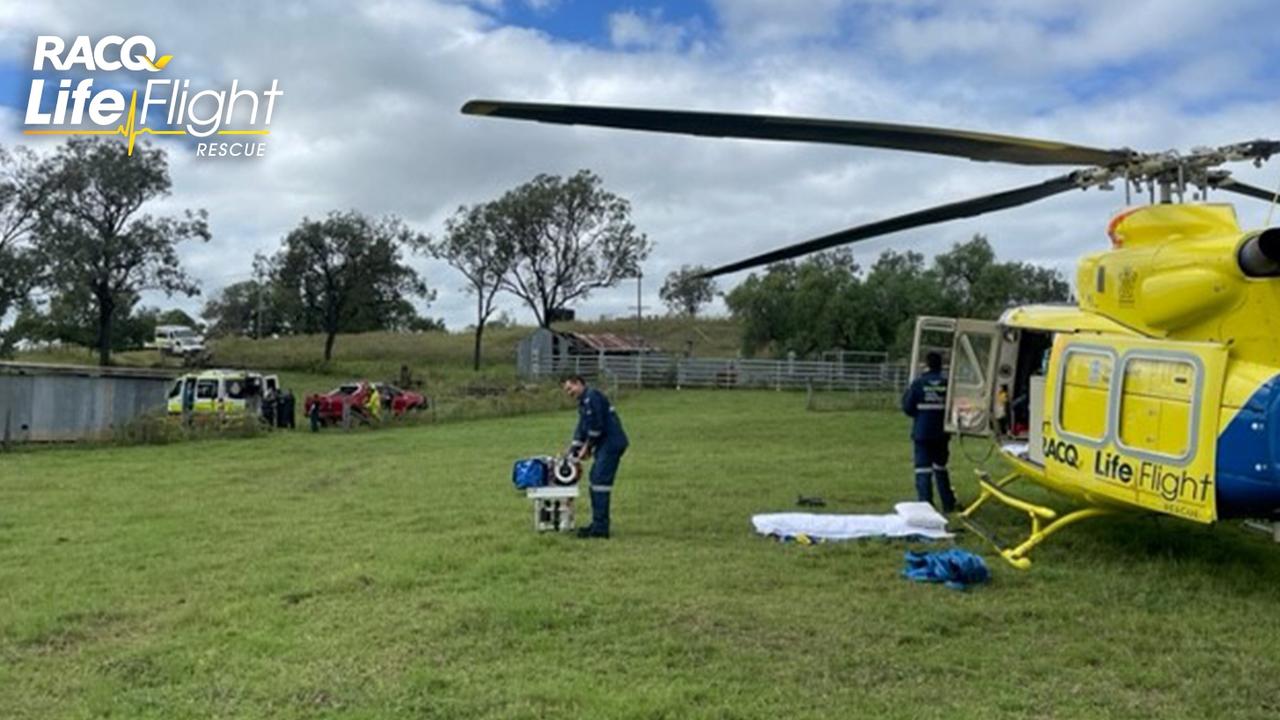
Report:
528,353,910,393
0,361,174,443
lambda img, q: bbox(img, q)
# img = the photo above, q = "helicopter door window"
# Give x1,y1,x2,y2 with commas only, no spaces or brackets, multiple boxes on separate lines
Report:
1056,347,1115,444
945,320,999,435
1116,354,1200,462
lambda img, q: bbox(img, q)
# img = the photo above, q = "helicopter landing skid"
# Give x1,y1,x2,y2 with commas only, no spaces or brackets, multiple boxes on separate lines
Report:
960,470,1113,570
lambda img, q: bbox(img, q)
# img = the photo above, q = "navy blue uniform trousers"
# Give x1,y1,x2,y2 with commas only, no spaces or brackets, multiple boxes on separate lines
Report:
913,438,956,512
588,444,626,533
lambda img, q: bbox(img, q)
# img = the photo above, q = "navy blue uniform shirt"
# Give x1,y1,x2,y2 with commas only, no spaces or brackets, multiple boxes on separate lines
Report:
574,386,629,452
902,370,949,441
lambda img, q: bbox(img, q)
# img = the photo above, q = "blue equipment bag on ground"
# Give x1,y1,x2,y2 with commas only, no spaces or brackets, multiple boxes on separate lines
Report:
902,549,990,590
513,458,548,489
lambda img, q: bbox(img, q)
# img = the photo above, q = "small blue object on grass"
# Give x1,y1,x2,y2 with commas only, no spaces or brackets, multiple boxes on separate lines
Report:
902,549,990,590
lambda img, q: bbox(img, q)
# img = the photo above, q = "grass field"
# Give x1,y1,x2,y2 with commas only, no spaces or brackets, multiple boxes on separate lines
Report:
3,390,1280,719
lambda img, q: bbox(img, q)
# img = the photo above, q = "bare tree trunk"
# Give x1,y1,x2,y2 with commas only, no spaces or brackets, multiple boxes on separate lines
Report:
472,320,485,371
96,291,114,366
472,293,488,371
324,299,338,362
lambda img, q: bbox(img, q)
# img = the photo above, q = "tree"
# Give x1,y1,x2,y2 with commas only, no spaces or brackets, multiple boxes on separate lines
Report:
203,280,270,337
264,210,432,362
722,237,1071,359
0,146,48,356
861,250,945,356
492,170,652,328
156,308,200,329
660,265,718,317
932,235,1070,318
428,203,515,369
14,288,156,352
32,138,208,365
724,250,867,357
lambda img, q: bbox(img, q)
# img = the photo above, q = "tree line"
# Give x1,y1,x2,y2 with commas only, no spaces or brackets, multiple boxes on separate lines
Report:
0,139,653,367
722,238,1070,358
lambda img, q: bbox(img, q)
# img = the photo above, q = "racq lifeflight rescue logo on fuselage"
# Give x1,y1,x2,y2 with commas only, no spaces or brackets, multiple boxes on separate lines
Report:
23,35,282,158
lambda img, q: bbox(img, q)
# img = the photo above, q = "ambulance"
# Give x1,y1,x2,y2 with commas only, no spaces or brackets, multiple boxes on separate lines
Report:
167,369,279,416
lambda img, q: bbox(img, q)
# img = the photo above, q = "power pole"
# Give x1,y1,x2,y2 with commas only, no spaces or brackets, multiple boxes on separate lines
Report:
256,284,264,340
635,271,642,343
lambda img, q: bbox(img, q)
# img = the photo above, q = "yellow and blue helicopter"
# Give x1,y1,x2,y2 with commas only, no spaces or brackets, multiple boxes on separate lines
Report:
462,99,1280,567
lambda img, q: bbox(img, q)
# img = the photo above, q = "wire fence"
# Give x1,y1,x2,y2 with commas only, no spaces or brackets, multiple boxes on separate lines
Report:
528,353,911,394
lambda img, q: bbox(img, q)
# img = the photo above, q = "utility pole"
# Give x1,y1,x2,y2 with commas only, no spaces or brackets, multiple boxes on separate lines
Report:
635,271,642,344
255,283,264,340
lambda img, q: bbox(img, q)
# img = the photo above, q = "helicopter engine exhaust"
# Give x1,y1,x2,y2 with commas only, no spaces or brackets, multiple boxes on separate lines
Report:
1237,228,1280,277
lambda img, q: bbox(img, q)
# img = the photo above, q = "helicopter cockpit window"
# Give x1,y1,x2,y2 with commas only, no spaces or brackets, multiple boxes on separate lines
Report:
1116,355,1198,461
1057,347,1114,443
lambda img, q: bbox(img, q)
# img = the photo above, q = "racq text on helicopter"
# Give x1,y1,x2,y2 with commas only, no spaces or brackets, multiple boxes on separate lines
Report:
462,98,1280,567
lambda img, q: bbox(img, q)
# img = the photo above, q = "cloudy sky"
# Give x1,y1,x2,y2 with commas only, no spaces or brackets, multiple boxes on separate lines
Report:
2,0,1279,328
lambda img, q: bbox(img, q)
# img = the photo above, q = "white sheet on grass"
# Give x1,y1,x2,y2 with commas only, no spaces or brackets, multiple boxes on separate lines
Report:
752,502,953,540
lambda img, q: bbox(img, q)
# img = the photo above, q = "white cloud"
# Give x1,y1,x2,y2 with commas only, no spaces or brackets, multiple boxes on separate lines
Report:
608,10,688,52
710,0,846,46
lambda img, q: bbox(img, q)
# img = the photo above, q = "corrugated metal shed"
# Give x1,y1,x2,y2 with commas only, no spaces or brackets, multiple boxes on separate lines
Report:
0,362,175,443
569,333,653,353
516,329,659,378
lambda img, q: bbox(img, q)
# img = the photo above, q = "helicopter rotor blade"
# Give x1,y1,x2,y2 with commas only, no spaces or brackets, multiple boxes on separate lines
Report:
699,173,1083,278
1211,176,1280,203
462,100,1134,167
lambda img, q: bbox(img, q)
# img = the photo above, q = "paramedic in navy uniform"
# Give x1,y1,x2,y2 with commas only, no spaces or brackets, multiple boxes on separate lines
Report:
902,352,958,513
562,374,629,539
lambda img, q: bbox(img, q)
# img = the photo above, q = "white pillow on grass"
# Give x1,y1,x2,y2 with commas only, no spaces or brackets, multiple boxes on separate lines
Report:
894,501,949,530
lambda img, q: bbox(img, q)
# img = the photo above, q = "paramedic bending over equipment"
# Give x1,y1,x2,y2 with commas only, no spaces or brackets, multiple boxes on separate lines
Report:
561,374,629,539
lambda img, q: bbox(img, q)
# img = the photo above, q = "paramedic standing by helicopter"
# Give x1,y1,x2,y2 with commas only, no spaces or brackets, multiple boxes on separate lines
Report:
902,352,959,513
562,374,629,539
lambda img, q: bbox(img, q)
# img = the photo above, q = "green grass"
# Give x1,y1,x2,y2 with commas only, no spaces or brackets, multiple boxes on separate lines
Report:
3,391,1280,719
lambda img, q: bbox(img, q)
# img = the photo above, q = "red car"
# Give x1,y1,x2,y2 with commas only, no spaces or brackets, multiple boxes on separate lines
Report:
304,381,429,423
